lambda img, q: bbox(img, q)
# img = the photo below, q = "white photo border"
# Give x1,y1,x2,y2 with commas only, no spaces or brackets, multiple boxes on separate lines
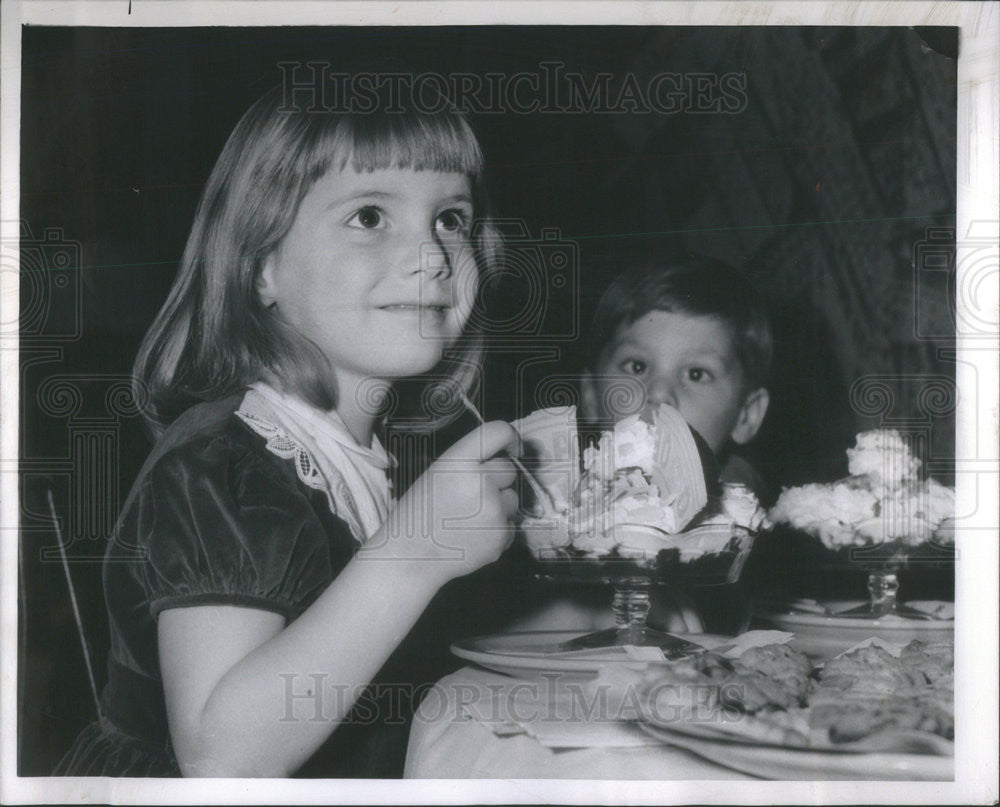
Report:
1,1,997,805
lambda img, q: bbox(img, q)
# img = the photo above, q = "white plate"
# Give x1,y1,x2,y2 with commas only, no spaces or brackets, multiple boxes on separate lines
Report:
638,723,954,781
755,600,954,659
450,631,729,679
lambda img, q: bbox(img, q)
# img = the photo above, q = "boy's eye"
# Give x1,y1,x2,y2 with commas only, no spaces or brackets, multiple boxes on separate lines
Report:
620,359,646,375
347,206,385,230
435,209,471,237
686,367,712,383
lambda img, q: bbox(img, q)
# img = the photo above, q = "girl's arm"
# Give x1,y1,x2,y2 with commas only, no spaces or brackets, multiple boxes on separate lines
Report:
160,556,439,777
159,421,519,778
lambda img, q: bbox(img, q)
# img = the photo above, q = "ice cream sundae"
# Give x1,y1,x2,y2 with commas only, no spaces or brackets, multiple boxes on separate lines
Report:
769,429,955,554
515,404,767,571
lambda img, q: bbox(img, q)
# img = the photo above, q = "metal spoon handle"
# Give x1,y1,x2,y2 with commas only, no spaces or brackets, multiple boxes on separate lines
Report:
457,392,558,515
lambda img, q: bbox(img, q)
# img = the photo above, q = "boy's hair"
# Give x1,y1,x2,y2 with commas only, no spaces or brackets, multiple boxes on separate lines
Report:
134,80,501,435
586,254,773,390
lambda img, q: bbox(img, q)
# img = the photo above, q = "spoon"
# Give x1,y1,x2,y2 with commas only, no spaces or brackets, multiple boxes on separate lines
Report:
457,391,559,517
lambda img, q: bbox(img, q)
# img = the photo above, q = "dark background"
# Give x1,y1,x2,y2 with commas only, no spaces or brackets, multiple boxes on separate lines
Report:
18,25,957,774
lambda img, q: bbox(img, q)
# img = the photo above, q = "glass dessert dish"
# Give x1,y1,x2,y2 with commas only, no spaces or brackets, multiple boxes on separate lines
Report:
827,536,956,620
767,430,956,622
513,403,766,659
532,522,758,658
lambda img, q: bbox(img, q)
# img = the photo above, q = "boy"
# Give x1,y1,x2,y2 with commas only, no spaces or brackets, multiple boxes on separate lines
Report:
511,254,773,636
579,254,772,500
576,254,773,635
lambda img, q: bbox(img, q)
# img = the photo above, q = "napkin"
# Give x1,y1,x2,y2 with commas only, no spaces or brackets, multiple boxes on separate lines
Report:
475,674,660,749
711,629,796,658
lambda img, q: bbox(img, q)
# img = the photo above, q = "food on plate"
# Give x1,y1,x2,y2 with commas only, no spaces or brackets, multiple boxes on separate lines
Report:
516,404,767,566
809,695,953,744
634,642,813,715
810,641,955,743
899,640,954,686
632,639,954,753
816,644,928,694
732,644,814,710
768,429,955,553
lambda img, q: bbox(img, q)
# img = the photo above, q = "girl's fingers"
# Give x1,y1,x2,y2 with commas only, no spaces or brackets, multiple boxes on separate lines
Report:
480,457,517,490
500,488,520,524
444,421,519,462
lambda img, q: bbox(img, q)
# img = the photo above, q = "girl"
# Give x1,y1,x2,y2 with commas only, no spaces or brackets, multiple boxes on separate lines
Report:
55,81,520,778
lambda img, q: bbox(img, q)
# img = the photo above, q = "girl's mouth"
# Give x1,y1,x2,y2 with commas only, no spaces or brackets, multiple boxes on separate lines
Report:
377,304,450,313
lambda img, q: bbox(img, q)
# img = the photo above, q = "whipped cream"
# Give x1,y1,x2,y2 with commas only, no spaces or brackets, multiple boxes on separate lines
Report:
720,482,771,533
769,430,955,550
846,430,921,489
581,414,655,481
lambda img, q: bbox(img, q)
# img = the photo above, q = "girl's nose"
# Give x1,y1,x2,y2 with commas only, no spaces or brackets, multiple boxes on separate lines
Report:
414,236,453,280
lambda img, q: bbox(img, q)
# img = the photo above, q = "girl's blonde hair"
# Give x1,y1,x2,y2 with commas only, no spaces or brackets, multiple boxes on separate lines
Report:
134,82,501,434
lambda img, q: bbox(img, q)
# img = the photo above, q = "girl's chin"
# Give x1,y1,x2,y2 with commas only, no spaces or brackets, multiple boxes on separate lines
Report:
328,337,460,385
370,350,451,379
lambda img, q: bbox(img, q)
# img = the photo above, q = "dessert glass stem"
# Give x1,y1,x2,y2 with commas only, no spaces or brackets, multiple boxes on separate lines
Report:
613,578,652,644
867,568,899,615
836,533,951,621
838,561,935,619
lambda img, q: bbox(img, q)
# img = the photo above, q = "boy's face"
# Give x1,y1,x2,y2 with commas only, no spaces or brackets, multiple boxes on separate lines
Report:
581,310,768,455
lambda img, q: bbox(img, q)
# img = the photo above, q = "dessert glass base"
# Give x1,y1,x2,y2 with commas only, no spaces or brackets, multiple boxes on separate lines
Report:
532,525,756,657
827,539,956,620
554,573,703,659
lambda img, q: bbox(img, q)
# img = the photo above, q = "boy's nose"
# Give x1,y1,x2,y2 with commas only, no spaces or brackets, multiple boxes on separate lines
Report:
645,376,678,408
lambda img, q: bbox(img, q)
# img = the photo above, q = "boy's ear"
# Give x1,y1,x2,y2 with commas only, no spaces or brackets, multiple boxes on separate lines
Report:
256,255,279,308
730,387,770,445
580,371,599,421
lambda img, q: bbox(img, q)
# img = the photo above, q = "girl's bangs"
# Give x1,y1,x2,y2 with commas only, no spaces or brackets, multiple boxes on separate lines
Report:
312,111,485,178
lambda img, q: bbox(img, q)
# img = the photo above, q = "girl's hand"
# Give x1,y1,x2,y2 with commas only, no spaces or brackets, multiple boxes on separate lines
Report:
362,421,521,586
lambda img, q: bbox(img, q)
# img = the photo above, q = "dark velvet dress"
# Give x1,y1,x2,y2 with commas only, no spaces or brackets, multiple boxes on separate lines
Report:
53,394,405,777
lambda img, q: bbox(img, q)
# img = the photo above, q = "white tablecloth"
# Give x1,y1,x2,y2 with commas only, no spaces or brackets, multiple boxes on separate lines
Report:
404,666,752,779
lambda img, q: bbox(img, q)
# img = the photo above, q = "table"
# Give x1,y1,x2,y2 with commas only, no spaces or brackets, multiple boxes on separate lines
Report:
403,666,753,779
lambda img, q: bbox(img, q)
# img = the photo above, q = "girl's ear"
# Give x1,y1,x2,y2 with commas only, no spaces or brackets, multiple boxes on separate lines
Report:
730,387,770,445
256,255,279,308
580,371,599,421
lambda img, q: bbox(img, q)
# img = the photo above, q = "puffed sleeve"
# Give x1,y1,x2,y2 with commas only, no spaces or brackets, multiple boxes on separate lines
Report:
134,432,340,621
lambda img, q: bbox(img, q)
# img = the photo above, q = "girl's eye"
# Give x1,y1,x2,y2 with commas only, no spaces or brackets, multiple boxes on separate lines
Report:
347,206,385,230
435,209,471,237
621,359,646,376
686,367,712,383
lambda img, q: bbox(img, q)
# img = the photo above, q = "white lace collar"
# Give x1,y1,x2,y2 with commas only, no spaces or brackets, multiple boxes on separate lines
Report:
235,382,393,543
